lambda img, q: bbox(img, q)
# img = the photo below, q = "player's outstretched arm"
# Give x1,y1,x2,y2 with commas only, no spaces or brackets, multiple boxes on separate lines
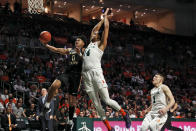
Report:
40,40,70,55
90,19,104,42
159,85,175,115
170,103,178,112
99,8,109,51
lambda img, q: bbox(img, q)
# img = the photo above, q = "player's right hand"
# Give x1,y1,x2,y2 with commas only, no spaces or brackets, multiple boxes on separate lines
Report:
39,38,48,46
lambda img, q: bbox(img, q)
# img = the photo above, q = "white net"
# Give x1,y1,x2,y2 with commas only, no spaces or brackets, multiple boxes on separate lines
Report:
27,0,44,14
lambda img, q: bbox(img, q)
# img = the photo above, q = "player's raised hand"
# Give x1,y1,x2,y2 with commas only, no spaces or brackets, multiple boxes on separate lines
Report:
103,8,110,17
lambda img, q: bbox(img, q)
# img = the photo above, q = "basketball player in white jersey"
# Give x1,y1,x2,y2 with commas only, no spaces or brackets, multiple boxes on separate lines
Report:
141,73,175,131
82,8,131,131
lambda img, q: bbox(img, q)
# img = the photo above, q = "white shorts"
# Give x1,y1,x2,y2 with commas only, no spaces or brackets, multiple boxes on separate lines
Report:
141,111,168,131
82,69,108,93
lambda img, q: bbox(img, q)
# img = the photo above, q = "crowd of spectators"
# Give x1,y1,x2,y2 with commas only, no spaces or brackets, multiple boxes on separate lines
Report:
0,1,196,130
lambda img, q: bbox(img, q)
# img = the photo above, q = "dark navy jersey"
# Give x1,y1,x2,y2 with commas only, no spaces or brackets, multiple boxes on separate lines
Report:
66,48,82,73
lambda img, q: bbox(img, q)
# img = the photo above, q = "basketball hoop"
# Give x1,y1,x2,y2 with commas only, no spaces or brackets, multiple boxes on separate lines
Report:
27,0,44,14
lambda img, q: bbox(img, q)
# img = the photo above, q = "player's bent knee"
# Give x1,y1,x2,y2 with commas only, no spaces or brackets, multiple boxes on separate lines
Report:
103,99,111,105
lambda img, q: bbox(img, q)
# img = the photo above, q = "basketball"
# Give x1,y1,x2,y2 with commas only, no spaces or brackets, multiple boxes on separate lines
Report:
39,31,51,43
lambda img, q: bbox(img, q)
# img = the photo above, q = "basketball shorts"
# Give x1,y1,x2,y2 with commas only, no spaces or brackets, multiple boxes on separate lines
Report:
56,72,81,96
141,111,168,131
82,69,108,93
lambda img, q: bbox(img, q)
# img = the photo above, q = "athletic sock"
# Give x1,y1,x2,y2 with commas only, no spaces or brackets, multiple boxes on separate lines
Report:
69,106,75,120
103,119,112,130
119,108,126,117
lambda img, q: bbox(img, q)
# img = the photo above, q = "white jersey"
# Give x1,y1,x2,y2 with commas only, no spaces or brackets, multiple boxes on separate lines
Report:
82,41,103,72
151,84,167,112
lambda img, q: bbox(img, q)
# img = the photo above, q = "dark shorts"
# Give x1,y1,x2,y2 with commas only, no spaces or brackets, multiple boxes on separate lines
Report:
56,72,81,96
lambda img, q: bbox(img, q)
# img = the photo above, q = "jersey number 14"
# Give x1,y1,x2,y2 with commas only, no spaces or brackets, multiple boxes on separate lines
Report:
84,49,90,56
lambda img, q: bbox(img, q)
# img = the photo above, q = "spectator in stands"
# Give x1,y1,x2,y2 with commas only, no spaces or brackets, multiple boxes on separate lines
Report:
85,109,90,117
56,108,68,130
0,100,4,113
1,89,9,102
13,102,26,118
79,110,85,118
13,76,26,92
36,88,54,131
1,107,19,131
89,109,99,118
6,97,16,109
113,111,120,118
26,103,36,120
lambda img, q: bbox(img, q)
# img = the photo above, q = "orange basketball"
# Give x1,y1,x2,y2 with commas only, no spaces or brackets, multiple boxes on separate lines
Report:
39,31,51,43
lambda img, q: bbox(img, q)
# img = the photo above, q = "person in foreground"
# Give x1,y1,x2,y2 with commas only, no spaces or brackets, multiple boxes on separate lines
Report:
141,73,175,131
82,8,131,131
161,102,183,131
40,34,86,130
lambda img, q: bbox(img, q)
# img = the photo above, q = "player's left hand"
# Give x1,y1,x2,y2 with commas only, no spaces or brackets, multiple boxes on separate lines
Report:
75,47,82,56
158,108,167,115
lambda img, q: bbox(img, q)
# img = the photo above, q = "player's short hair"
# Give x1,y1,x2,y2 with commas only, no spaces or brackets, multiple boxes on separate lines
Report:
76,35,87,45
155,73,165,83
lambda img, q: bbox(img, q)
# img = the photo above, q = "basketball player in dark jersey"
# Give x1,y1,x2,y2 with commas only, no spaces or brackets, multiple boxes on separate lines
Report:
40,35,86,130
161,102,183,131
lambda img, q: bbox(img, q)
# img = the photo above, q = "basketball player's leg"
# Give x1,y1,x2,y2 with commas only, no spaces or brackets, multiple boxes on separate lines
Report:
47,79,61,103
83,71,114,131
93,70,131,128
141,114,152,131
149,115,167,131
87,91,114,131
67,73,81,129
45,74,68,108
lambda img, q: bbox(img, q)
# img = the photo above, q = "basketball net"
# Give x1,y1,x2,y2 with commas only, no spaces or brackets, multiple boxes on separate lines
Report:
27,0,44,14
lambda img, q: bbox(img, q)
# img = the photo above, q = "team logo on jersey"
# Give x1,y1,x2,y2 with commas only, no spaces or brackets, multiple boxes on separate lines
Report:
157,119,160,123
